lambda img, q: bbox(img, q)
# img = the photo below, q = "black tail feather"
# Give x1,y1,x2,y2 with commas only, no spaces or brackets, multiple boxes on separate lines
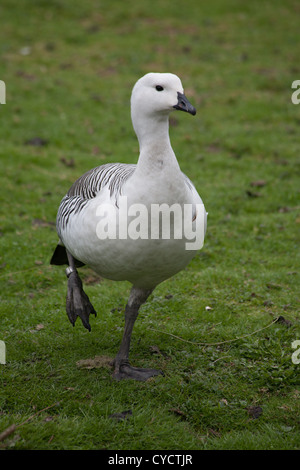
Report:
50,244,85,268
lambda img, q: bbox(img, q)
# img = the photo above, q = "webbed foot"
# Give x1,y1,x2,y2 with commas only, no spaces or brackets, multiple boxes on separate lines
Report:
113,362,163,381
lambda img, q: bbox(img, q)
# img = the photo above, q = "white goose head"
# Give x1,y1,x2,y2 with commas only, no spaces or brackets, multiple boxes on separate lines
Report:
130,73,196,149
131,72,196,117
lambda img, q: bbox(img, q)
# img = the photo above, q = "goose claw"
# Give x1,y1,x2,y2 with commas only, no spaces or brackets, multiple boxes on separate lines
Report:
66,271,97,331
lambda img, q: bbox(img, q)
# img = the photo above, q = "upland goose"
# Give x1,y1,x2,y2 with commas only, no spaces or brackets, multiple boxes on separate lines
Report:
51,73,207,381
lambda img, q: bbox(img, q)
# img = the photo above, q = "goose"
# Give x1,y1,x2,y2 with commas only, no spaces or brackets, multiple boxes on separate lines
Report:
51,72,207,381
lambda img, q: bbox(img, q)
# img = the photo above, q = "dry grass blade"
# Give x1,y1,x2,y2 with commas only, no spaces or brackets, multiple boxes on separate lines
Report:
148,317,279,346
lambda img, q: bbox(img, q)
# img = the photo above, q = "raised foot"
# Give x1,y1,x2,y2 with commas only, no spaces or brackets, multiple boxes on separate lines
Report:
66,271,97,331
113,364,164,382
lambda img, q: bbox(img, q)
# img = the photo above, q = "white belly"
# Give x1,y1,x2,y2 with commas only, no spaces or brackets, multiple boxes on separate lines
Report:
59,187,206,289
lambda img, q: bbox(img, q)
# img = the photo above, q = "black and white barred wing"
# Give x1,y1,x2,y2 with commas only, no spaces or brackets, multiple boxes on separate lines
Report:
51,163,136,266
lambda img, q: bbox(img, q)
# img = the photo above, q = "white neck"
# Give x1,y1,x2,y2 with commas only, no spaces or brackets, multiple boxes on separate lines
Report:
132,111,180,174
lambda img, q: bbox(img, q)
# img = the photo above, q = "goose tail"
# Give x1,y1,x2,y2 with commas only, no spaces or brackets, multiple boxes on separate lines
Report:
50,244,85,267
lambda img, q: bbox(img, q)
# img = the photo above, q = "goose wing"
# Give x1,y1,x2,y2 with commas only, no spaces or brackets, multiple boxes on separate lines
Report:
51,163,136,266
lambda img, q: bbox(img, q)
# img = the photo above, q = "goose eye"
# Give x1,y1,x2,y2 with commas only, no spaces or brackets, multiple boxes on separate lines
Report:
155,85,164,91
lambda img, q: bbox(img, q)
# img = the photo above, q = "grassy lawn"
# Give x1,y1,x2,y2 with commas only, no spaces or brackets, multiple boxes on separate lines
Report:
0,0,299,450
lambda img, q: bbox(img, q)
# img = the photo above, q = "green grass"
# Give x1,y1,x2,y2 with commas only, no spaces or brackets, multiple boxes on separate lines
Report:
0,0,299,450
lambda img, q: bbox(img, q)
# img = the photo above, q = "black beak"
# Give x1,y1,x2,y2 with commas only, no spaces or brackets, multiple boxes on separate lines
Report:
173,92,196,116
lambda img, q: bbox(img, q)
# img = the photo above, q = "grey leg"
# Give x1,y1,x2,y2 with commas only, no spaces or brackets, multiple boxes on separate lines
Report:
113,286,163,381
65,250,97,331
